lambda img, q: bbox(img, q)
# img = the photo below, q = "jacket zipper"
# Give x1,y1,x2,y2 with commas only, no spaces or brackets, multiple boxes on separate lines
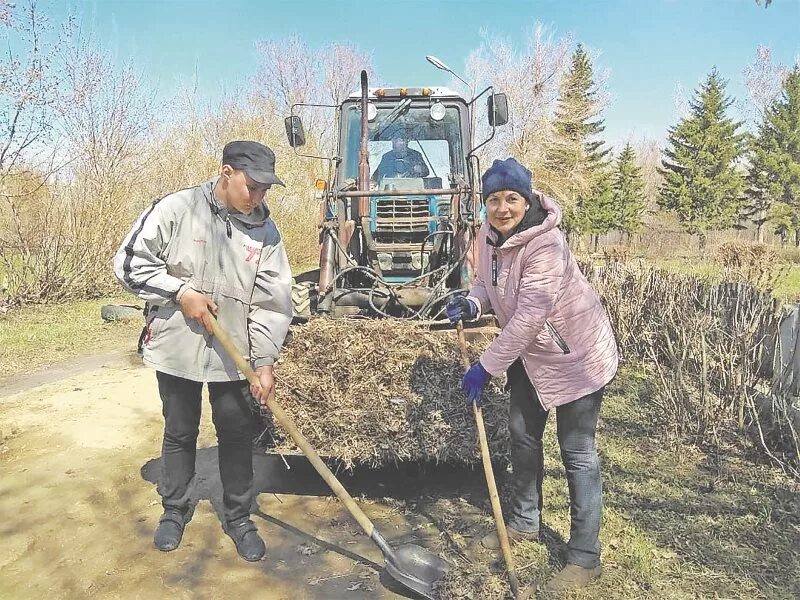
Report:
491,241,568,354
205,204,228,379
545,320,570,354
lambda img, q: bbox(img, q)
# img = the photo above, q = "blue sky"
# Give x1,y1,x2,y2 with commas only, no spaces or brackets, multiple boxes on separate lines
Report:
49,0,799,147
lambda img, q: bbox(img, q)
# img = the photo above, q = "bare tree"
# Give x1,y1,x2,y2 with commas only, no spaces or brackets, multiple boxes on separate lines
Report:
51,26,158,296
251,37,374,156
466,24,573,166
741,46,788,127
0,1,13,25
0,1,69,302
0,6,162,303
56,28,155,191
0,1,62,194
465,23,597,211
253,36,317,115
322,43,375,106
631,137,664,223
672,82,692,122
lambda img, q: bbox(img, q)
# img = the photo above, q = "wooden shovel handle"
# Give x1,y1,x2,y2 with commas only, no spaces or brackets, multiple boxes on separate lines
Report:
456,322,520,598
208,315,377,539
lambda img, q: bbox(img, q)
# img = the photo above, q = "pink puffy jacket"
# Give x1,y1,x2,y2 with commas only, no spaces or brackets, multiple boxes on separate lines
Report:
468,192,619,410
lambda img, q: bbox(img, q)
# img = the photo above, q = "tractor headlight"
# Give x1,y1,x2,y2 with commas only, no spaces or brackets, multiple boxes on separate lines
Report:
429,101,445,121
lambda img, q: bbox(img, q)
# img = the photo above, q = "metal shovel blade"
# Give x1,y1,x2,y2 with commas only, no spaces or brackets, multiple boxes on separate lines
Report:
383,543,450,600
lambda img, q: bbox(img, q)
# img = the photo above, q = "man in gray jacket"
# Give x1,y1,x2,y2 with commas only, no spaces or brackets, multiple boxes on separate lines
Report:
113,141,293,562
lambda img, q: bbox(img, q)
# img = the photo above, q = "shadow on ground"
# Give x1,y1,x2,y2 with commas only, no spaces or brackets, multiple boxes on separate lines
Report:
140,450,534,599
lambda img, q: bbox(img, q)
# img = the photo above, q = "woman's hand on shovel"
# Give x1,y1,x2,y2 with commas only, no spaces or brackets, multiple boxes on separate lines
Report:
251,365,275,406
463,361,491,406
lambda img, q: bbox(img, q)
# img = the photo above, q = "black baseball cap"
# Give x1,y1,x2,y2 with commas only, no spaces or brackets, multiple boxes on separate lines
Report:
222,140,285,186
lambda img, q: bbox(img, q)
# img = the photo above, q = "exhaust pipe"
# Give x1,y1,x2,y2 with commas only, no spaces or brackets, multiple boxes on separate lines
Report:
358,70,370,217
317,229,335,313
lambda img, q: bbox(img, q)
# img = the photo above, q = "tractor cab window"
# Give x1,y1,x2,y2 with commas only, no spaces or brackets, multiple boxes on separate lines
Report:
340,103,466,189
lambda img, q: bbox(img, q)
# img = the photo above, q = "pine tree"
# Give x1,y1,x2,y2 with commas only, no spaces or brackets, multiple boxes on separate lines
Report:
769,201,794,245
546,45,610,236
577,166,616,250
658,69,747,249
746,66,800,244
612,143,647,238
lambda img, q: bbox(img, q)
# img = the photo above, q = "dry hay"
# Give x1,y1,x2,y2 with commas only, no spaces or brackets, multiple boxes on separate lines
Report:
434,562,511,600
271,318,509,469
711,240,784,289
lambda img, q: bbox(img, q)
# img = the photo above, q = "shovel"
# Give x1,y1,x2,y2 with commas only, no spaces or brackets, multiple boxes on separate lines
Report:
456,321,521,598
208,315,449,600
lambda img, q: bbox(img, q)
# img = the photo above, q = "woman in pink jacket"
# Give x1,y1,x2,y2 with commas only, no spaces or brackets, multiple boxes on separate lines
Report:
445,158,618,592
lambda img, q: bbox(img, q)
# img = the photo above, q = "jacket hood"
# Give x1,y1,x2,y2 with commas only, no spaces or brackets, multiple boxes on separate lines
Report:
486,191,563,250
201,177,271,227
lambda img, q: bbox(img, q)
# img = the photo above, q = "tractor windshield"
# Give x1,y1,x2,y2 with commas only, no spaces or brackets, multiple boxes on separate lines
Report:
339,101,467,189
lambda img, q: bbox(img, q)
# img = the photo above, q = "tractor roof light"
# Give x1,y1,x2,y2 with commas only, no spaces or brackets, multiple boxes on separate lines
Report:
314,179,327,201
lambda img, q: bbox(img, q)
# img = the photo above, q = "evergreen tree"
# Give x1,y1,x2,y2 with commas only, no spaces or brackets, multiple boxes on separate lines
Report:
577,166,616,250
769,201,794,246
612,143,647,238
546,45,610,236
746,66,800,243
658,68,747,249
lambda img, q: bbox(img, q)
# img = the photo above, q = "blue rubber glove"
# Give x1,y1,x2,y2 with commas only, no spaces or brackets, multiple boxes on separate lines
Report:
445,296,478,324
463,361,491,406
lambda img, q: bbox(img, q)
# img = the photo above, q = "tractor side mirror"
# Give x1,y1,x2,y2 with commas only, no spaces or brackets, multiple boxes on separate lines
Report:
284,116,306,147
488,93,509,126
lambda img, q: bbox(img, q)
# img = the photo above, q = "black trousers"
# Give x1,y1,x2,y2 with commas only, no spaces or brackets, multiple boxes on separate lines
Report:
156,371,254,525
506,360,604,569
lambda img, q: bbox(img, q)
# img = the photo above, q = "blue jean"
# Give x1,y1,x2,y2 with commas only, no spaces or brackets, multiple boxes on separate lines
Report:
506,360,604,569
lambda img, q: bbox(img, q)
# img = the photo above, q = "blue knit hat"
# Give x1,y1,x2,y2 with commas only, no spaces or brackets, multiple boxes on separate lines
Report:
481,158,533,203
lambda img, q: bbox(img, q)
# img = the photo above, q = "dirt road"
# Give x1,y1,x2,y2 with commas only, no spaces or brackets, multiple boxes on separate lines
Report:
0,349,489,599
4,336,797,600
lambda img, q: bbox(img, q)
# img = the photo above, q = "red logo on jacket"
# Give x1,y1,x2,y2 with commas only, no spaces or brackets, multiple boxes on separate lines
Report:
244,246,260,263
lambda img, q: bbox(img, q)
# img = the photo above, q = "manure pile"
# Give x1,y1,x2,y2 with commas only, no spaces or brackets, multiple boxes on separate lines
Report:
272,318,510,468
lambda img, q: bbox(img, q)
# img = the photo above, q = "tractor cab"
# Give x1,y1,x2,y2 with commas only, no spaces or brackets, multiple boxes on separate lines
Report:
285,72,507,319
337,88,470,282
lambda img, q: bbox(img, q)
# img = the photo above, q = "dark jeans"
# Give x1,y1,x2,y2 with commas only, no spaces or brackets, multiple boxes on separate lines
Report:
506,360,604,569
156,371,254,525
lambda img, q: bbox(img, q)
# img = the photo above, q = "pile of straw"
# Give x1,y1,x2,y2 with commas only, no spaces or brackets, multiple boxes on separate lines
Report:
272,318,509,469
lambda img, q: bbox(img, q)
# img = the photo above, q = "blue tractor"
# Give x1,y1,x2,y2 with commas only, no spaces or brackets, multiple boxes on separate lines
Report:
286,70,508,319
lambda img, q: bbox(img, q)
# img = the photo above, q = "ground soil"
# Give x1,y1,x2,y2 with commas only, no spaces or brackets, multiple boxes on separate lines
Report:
1,336,798,599
0,345,495,600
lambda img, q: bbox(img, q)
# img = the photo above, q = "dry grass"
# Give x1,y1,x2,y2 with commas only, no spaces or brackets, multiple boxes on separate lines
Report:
711,240,785,290
431,365,800,599
0,299,797,598
0,296,141,380
271,318,509,468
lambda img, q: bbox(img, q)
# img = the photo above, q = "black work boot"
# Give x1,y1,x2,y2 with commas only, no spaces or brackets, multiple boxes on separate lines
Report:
154,506,192,552
225,518,266,562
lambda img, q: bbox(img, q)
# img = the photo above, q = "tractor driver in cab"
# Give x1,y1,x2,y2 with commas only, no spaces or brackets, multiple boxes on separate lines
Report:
372,129,430,181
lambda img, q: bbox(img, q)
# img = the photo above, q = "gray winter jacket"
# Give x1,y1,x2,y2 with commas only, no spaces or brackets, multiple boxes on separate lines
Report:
113,177,293,382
